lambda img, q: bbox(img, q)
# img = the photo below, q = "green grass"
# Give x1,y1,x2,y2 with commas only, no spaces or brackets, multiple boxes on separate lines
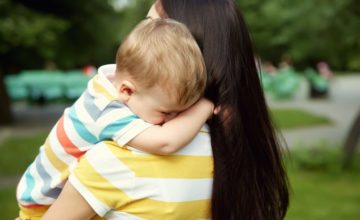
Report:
286,170,360,220
2,148,359,220
284,147,360,220
0,133,47,219
0,133,46,177
0,187,18,220
271,108,332,129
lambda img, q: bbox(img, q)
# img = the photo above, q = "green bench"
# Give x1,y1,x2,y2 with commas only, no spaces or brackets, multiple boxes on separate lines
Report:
5,70,91,103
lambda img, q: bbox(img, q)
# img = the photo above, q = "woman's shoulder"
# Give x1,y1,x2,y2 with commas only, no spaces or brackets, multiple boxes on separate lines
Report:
71,138,213,219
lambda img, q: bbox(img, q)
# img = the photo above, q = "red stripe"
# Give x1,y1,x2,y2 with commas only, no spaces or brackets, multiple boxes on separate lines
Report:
21,204,45,208
56,115,86,159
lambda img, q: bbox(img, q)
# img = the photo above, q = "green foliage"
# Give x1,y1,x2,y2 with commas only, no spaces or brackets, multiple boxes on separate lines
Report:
46,0,126,68
290,147,341,172
0,0,136,70
0,0,68,58
237,0,360,71
285,144,360,172
115,0,153,40
2,0,358,71
0,0,69,69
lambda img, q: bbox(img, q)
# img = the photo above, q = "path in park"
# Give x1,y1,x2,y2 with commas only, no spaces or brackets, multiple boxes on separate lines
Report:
269,74,360,148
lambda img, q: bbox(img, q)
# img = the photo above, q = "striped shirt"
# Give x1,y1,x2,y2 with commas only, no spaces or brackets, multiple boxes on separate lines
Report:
69,128,213,219
17,64,152,208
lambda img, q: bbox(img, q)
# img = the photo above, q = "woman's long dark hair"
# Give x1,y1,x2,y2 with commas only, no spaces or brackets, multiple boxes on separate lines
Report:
160,0,289,219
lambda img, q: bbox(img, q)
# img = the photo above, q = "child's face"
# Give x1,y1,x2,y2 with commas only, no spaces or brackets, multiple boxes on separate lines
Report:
127,86,191,125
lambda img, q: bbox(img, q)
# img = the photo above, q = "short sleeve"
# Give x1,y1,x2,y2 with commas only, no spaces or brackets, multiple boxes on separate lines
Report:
96,102,153,147
112,118,153,147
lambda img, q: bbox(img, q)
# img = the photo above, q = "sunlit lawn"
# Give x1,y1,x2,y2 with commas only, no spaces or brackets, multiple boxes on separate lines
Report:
0,187,18,220
1,107,358,220
285,169,360,220
271,108,332,129
0,133,45,177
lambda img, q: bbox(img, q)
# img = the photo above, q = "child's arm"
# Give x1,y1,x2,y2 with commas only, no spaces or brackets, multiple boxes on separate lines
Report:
128,98,214,155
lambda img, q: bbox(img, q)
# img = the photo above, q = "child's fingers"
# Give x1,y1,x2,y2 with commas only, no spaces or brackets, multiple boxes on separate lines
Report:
213,106,221,115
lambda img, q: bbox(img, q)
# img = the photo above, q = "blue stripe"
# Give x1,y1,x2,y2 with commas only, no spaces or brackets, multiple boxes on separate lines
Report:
20,166,37,204
99,115,139,140
101,101,126,116
69,107,98,143
83,90,102,121
36,153,62,199
20,155,63,203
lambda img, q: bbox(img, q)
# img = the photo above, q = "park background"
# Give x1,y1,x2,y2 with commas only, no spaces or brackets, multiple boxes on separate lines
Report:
0,0,359,219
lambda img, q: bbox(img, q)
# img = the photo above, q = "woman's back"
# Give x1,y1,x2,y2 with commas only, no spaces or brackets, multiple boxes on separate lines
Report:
69,127,213,219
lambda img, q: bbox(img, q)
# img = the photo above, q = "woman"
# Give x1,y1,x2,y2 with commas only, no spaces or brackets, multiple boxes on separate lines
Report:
44,1,289,219
151,1,290,219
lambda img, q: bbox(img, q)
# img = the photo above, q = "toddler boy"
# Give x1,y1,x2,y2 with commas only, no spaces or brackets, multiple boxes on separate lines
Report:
17,18,213,219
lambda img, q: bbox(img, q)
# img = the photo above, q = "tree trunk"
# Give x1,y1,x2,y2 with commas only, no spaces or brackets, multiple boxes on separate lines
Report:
343,110,360,169
0,72,13,125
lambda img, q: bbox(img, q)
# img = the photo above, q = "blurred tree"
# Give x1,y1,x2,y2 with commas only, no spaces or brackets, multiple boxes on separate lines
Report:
0,0,69,70
0,0,154,71
41,0,152,68
6,0,122,69
0,72,12,124
1,0,359,71
0,0,152,124
237,0,360,71
2,0,357,124
343,110,360,169
113,0,153,40
0,0,69,124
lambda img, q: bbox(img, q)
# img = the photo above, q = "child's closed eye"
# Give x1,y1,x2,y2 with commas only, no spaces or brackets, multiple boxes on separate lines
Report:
160,111,172,116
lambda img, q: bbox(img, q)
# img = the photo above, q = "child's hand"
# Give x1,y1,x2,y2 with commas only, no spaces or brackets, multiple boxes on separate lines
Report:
214,105,221,115
189,98,215,119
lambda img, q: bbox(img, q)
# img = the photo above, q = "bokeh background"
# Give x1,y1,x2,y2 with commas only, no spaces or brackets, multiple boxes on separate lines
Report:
0,0,359,219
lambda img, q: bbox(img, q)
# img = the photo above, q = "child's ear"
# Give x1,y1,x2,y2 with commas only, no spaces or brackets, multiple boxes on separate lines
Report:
118,80,136,102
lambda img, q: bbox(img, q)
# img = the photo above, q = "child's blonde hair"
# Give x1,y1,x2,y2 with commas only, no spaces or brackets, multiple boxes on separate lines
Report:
116,18,206,106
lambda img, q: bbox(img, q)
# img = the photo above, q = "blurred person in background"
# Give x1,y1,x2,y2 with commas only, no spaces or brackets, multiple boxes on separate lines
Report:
317,61,334,80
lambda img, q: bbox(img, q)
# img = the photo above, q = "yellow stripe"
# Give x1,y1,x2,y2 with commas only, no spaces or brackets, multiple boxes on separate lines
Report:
116,198,210,220
92,75,116,101
91,216,106,220
19,205,50,220
104,141,213,179
44,138,69,181
74,158,210,219
199,130,208,134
